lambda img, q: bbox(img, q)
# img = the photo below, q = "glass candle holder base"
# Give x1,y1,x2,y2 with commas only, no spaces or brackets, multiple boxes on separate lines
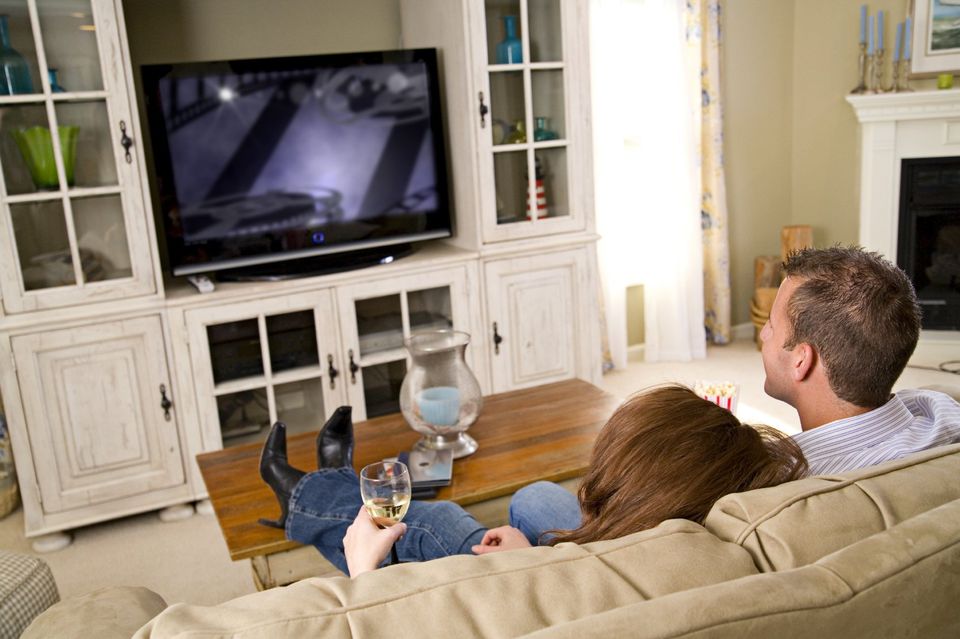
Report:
413,432,478,459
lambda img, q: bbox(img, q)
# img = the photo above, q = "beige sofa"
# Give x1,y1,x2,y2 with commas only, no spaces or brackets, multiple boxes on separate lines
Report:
24,441,960,638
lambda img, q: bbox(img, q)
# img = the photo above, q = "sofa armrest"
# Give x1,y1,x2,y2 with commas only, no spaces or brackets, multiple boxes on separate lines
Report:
21,586,167,639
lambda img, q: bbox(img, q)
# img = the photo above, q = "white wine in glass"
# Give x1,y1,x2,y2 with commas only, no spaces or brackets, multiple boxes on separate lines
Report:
359,461,412,564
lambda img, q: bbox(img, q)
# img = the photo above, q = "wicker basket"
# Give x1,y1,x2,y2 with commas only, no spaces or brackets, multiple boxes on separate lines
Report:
0,479,18,519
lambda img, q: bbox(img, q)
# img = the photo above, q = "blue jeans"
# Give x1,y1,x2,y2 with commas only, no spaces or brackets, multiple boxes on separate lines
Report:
285,470,581,574
509,481,582,544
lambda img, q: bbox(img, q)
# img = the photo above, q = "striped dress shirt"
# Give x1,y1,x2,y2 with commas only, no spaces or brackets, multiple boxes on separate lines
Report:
792,388,960,476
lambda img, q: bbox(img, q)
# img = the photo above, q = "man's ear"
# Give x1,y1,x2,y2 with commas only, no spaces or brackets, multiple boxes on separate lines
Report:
791,342,816,382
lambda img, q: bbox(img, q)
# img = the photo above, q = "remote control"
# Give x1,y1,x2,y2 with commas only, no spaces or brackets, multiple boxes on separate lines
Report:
187,274,215,294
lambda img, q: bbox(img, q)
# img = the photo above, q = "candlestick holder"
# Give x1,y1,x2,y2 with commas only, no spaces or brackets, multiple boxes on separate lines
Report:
895,59,912,92
871,49,893,93
851,42,869,94
872,49,887,93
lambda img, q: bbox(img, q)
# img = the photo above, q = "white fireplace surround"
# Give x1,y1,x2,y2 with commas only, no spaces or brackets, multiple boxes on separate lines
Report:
847,90,960,361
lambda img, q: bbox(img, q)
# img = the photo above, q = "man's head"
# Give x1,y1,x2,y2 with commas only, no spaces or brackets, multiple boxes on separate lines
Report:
760,246,921,409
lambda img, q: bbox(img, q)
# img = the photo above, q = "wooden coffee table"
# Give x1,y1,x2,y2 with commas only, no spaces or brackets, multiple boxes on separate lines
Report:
197,379,621,588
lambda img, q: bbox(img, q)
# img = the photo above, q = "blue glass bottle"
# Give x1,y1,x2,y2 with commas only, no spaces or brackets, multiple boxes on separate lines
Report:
0,15,33,95
496,15,522,64
48,68,65,92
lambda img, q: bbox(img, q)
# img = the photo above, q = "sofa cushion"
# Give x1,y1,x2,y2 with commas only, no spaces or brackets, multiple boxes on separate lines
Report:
704,442,960,571
521,497,960,639
135,519,758,638
0,551,59,639
21,586,166,639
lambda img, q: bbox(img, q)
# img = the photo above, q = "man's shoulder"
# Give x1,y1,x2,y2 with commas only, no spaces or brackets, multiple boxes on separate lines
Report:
896,386,960,403
894,387,960,412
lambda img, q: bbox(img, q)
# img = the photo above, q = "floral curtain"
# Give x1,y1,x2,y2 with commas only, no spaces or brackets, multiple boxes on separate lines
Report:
686,0,732,345
592,0,730,368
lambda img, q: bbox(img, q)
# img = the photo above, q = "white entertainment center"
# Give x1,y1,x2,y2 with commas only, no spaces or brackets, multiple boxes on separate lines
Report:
0,0,602,549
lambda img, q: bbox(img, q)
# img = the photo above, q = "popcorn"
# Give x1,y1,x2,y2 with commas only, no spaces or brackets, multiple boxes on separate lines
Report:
693,380,737,397
694,380,739,414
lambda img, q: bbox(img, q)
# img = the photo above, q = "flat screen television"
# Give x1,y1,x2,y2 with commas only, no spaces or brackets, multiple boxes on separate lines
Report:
140,48,451,280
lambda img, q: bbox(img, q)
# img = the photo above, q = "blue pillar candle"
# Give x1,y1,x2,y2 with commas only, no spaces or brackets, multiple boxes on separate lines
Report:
417,387,461,427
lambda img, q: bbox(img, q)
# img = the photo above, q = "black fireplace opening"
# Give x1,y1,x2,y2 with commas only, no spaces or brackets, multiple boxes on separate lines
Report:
898,157,960,330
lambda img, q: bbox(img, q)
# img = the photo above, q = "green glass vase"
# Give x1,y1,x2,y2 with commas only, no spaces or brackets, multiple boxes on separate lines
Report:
12,125,79,189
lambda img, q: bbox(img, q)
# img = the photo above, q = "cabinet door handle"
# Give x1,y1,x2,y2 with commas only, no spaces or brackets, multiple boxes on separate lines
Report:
159,384,173,421
119,121,133,164
348,349,359,384
327,354,339,390
492,322,503,355
478,91,488,128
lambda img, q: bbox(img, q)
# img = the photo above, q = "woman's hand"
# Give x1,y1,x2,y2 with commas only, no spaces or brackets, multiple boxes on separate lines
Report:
471,526,532,555
343,506,407,577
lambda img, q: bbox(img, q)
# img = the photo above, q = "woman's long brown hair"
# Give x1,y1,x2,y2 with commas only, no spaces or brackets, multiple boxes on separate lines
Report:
549,385,807,545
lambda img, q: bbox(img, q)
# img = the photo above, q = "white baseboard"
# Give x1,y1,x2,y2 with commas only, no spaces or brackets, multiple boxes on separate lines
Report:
627,343,645,362
731,322,755,341
626,324,753,363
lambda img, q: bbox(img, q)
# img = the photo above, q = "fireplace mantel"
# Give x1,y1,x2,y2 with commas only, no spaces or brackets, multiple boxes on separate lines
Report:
847,90,960,356
847,90,960,123
847,90,960,259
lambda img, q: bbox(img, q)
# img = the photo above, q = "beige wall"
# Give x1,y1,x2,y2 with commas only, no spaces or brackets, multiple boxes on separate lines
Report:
722,0,795,328
721,0,931,328
122,0,401,64
790,0,916,247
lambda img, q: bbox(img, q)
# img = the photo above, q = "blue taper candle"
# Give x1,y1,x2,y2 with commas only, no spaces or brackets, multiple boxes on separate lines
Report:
894,22,903,62
904,17,913,61
878,11,884,50
860,4,867,44
868,14,875,54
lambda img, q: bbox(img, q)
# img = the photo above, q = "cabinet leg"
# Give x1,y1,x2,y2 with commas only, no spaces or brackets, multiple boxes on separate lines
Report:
158,503,195,523
194,499,214,516
31,531,72,553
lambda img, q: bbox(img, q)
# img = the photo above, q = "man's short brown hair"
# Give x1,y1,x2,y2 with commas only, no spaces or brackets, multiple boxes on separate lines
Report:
782,246,921,408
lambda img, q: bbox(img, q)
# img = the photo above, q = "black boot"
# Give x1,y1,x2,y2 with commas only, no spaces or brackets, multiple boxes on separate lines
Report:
317,406,354,469
258,421,305,529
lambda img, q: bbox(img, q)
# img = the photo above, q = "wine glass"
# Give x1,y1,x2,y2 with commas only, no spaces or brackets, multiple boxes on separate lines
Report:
359,461,412,565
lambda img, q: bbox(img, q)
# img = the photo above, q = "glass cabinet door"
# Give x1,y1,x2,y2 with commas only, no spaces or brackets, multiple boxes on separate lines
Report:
186,291,342,450
336,268,474,421
0,0,155,314
477,0,586,242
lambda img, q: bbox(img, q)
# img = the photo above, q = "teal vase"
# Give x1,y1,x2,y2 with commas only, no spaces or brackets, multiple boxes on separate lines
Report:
533,116,558,141
0,15,33,95
48,68,65,92
496,16,522,64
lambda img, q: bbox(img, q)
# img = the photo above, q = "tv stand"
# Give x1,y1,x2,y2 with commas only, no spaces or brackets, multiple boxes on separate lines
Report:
214,244,415,282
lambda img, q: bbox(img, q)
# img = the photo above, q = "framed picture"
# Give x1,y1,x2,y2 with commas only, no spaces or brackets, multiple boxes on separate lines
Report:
911,0,960,75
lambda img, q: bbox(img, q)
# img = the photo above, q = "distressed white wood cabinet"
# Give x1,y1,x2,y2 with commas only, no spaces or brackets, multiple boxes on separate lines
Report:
0,0,602,545
484,245,599,392
8,315,188,534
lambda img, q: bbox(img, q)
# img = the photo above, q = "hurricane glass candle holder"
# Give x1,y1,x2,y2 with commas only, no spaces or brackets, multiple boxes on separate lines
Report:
399,330,482,459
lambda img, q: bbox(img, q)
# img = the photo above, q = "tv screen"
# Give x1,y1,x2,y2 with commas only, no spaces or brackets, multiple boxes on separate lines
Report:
140,48,451,278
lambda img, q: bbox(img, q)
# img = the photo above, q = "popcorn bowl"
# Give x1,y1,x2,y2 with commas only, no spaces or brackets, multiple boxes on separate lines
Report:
693,380,739,415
